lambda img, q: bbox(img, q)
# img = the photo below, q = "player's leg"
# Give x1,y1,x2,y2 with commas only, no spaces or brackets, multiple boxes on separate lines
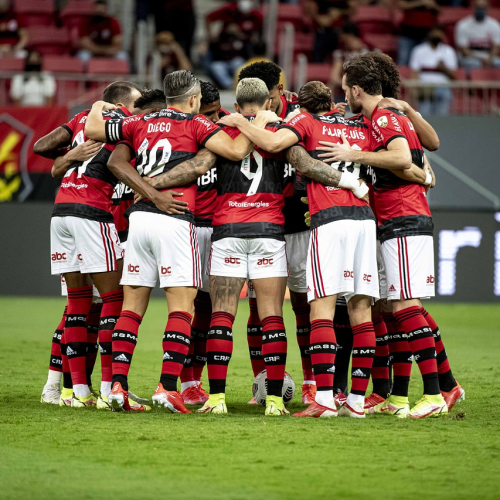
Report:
332,299,352,406
85,299,102,394
247,284,265,378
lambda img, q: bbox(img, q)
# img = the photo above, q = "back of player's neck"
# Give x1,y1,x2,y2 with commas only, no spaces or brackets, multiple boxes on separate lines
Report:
364,95,383,119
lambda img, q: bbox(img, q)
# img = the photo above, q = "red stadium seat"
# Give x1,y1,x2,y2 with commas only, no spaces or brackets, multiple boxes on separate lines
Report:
60,0,94,41
0,57,24,71
42,56,84,73
27,26,70,55
363,34,398,58
398,66,412,80
87,58,129,75
14,0,55,27
305,63,331,84
469,68,500,81
352,6,393,36
455,68,467,81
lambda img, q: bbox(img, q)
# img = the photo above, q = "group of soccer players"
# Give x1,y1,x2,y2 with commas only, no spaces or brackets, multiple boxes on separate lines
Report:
36,53,465,419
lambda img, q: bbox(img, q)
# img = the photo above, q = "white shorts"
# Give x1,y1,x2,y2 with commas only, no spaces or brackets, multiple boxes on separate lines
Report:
209,237,288,280
51,216,123,275
380,235,435,300
60,275,100,297
196,226,213,293
307,219,379,303
377,240,388,301
121,212,201,289
285,230,309,294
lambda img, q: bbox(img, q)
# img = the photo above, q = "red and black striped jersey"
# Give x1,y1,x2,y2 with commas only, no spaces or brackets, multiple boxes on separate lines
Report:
52,107,131,222
111,182,133,242
277,94,300,121
369,105,432,242
212,117,286,241
195,165,217,227
105,108,220,222
282,110,375,229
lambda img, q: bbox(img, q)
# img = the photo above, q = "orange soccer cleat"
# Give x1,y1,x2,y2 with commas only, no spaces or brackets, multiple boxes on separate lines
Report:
152,383,191,413
293,401,338,418
302,384,317,404
441,382,465,411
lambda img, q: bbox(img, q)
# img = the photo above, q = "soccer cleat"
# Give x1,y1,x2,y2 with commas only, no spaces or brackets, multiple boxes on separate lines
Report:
363,392,386,412
338,399,365,418
182,384,208,405
293,401,338,418
71,394,96,408
196,383,210,404
97,394,112,410
89,386,99,399
408,394,448,419
197,393,227,414
334,391,347,408
109,382,130,411
128,390,150,406
59,387,73,406
128,395,151,412
41,384,60,405
302,384,317,404
367,394,410,418
265,395,290,416
441,382,465,411
152,383,191,414
247,396,258,405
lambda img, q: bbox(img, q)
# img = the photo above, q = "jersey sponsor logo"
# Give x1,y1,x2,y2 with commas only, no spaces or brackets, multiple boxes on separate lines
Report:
194,115,213,130
78,116,87,124
60,181,89,190
78,254,83,261
344,270,354,278
147,122,171,133
52,252,66,261
363,274,371,283
228,200,269,208
326,186,341,191
224,257,241,265
161,266,171,275
128,264,139,273
286,113,307,127
391,115,401,132
427,275,435,284
257,258,273,266
197,168,217,186
377,116,388,128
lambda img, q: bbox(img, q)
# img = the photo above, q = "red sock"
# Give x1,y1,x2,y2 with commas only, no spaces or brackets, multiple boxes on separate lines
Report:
207,312,234,394
160,311,192,391
192,291,212,381
394,306,439,395
309,319,336,393
111,310,142,389
65,286,93,386
49,306,66,373
350,322,376,396
85,302,102,386
247,298,264,376
371,315,390,396
100,289,124,384
293,304,314,382
262,316,287,397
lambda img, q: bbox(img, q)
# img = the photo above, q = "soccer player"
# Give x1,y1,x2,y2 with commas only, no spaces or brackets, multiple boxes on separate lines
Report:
84,70,261,413
36,81,144,408
237,62,318,404
325,53,450,418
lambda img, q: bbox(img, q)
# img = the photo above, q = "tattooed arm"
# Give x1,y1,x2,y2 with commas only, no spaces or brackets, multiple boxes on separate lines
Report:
33,126,72,159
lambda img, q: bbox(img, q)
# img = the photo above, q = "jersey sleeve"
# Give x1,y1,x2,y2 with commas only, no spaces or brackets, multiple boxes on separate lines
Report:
192,115,221,147
105,115,140,144
372,110,406,149
61,110,88,136
279,113,311,144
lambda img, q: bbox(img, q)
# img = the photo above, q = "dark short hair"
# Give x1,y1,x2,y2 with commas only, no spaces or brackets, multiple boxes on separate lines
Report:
298,81,332,114
163,70,200,104
343,53,383,96
238,61,282,91
103,81,143,106
134,88,166,110
200,81,220,105
371,52,401,99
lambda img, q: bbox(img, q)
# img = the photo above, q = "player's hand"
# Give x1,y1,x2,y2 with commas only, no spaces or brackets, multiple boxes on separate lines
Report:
92,100,117,111
134,177,152,203
282,90,298,102
377,97,409,113
151,190,188,215
67,140,103,162
256,110,282,123
317,131,356,162
334,102,346,116
218,113,245,128
423,162,436,192
357,180,370,204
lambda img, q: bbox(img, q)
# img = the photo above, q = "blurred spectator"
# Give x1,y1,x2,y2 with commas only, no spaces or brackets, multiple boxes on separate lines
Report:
303,0,356,63
234,40,287,89
155,31,192,79
410,25,457,115
204,1,262,90
455,0,500,70
10,51,56,106
398,0,441,66
329,22,368,100
0,0,27,58
78,0,127,64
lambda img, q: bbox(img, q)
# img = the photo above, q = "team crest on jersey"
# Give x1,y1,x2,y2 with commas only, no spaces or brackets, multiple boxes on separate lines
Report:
377,116,388,128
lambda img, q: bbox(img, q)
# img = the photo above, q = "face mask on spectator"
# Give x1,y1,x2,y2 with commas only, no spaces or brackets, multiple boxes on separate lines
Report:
25,63,42,72
429,35,442,47
474,7,487,21
238,0,253,14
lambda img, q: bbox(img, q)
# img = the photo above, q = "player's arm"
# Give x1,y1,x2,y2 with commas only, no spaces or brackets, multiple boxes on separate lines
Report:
377,97,440,151
317,132,412,170
33,126,72,159
84,101,117,142
51,140,103,178
107,144,188,215
218,111,297,153
392,162,430,185
286,145,369,201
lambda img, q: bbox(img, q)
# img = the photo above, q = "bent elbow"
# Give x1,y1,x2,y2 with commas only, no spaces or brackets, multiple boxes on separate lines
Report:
33,140,45,155
427,137,440,151
402,154,412,170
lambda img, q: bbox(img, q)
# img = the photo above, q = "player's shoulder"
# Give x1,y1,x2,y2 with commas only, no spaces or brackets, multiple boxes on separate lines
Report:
218,123,240,138
284,111,311,127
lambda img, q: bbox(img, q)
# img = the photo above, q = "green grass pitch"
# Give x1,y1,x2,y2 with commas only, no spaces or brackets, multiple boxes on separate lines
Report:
0,297,499,499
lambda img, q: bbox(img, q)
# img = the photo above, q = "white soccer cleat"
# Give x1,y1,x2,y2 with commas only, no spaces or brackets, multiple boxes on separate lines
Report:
338,398,366,418
41,384,60,405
